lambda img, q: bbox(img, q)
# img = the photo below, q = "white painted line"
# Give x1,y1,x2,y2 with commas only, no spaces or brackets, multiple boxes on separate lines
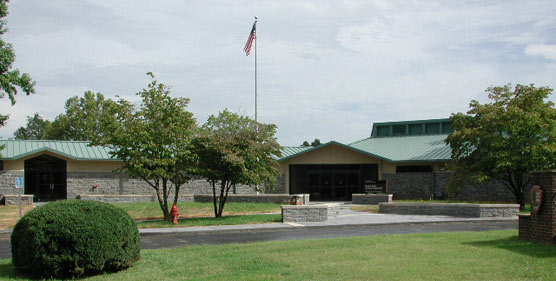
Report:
285,222,305,227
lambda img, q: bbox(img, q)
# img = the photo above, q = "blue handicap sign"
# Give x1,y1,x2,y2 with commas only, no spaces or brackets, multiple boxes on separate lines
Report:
15,177,24,188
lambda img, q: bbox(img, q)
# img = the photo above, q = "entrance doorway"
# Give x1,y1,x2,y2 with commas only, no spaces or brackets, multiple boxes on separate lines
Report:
290,164,378,201
308,172,359,201
24,154,67,202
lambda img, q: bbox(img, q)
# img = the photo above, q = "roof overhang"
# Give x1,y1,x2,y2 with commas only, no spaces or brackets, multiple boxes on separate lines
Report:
278,141,392,162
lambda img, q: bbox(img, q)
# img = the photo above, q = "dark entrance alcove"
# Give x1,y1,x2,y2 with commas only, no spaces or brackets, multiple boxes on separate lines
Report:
24,154,67,202
289,164,378,201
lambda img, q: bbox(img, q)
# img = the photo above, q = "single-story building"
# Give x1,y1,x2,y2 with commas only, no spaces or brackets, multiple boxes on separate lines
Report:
0,118,515,203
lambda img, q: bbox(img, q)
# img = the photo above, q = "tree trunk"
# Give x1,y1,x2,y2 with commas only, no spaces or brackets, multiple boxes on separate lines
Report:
211,180,218,218
172,183,180,209
162,178,171,221
505,172,527,210
217,180,226,217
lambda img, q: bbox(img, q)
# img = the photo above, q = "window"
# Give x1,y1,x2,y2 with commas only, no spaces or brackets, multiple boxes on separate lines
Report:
392,125,406,136
442,122,452,134
376,126,390,137
408,124,422,135
396,165,433,173
425,123,440,134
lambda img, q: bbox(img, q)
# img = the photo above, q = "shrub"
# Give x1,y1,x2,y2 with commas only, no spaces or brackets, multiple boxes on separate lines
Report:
11,199,141,278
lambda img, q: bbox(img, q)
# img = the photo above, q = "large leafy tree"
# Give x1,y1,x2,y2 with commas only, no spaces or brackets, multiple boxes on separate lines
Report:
94,73,197,221
13,113,50,139
193,110,282,217
446,84,556,208
0,0,35,127
45,91,120,141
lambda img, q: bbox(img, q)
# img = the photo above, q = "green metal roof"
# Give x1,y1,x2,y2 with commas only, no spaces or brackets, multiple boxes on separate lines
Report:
349,134,451,162
278,135,451,163
280,146,312,159
279,141,391,162
0,140,116,161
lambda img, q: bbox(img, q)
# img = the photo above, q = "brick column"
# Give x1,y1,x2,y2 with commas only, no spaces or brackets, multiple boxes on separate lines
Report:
518,170,556,243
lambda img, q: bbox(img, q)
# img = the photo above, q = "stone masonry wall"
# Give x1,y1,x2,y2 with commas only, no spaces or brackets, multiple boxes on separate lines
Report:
519,171,556,243
382,171,526,203
1,169,282,202
0,171,24,198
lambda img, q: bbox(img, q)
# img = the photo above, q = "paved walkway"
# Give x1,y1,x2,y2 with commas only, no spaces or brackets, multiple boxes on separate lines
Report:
140,202,517,234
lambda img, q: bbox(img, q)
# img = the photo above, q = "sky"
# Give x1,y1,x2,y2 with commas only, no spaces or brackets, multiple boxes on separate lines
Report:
1,0,555,146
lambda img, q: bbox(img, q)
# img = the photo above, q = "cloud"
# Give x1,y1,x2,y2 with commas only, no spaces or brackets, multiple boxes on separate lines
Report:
525,44,556,61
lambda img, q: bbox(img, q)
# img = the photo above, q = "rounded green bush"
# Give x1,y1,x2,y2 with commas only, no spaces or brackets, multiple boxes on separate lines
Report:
11,199,141,279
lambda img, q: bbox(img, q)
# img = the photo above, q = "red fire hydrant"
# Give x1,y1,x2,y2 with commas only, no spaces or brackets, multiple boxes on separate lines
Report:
170,203,180,225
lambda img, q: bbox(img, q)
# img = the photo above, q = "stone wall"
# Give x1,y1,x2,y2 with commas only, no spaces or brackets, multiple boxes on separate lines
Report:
352,193,392,205
379,202,519,218
519,171,556,243
382,171,525,202
78,194,194,203
0,171,24,198
282,204,339,222
194,194,300,204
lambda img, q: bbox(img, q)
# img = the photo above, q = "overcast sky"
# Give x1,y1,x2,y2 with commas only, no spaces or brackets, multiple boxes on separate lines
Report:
1,0,555,145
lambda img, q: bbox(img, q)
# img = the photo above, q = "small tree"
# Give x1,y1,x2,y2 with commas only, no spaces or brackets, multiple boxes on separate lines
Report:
301,139,321,147
193,110,282,217
446,84,556,208
310,138,321,147
94,73,196,221
14,113,50,140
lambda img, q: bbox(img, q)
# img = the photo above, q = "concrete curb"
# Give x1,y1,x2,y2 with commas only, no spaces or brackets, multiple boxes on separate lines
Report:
1,217,519,236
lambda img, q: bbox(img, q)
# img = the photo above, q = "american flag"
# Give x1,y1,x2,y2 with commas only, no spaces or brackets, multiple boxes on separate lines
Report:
244,22,257,56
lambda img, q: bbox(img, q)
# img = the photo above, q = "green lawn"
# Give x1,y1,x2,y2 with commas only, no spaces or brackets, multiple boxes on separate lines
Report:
137,214,282,228
114,201,281,220
1,230,555,280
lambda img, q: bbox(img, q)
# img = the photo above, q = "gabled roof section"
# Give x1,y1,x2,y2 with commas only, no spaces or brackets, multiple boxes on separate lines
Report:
278,141,391,162
0,140,117,161
280,146,312,159
349,134,451,162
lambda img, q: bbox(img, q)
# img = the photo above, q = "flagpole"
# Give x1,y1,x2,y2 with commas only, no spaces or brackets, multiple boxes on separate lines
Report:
254,16,258,124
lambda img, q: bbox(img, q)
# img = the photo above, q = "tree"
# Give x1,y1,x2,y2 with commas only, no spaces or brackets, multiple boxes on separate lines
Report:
446,84,556,208
311,138,321,147
193,110,282,217
0,0,35,128
45,91,120,141
93,73,197,221
13,113,50,139
301,139,321,147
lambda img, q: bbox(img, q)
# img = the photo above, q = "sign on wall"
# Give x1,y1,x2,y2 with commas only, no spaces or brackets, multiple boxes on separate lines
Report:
531,185,543,215
15,177,24,189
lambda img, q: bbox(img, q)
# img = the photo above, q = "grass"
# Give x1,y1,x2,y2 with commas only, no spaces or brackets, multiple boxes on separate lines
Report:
0,205,34,229
137,214,282,228
1,230,555,280
114,201,281,221
0,202,281,230
350,205,379,213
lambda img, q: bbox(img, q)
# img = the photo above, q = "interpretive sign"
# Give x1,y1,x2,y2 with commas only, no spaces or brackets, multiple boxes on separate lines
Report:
15,177,24,189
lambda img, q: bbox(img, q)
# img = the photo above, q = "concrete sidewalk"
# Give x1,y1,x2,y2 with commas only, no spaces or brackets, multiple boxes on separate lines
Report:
139,203,518,234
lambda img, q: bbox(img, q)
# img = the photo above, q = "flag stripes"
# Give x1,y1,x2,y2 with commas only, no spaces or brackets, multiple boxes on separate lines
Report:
244,22,256,56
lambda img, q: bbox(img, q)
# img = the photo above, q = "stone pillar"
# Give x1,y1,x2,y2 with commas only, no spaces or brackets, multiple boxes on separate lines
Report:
518,170,556,243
